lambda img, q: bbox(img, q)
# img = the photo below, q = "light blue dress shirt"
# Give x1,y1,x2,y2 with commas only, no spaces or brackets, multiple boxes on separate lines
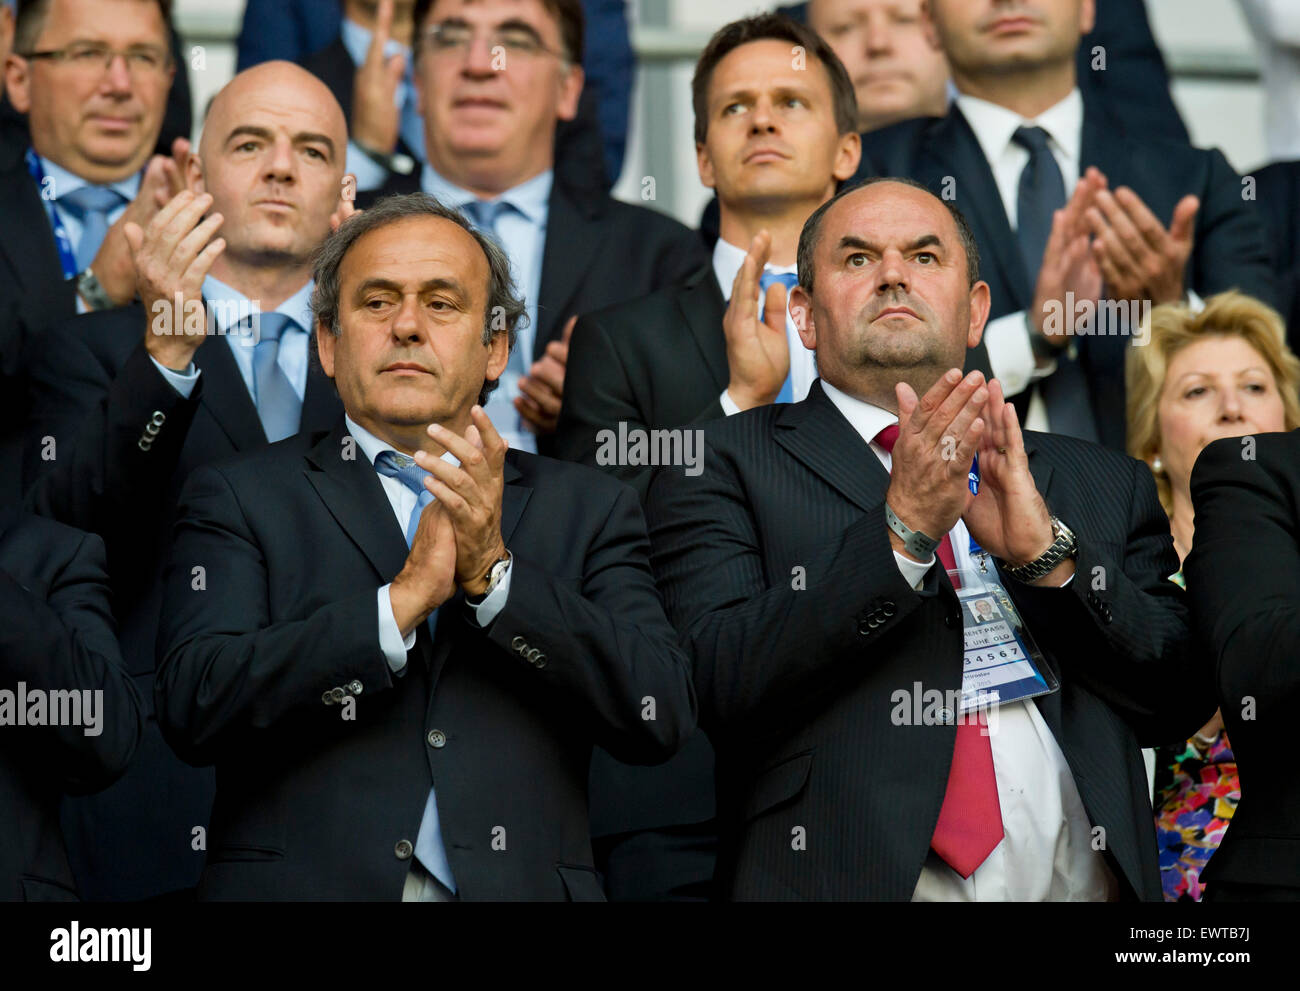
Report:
39,155,139,262
151,277,314,402
420,164,552,455
340,18,426,192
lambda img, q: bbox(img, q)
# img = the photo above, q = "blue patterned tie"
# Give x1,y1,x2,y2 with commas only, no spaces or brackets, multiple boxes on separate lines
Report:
59,185,126,271
759,270,800,404
245,313,302,443
372,448,456,893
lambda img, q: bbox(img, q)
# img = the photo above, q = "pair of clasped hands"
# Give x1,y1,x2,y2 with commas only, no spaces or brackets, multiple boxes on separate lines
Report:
887,368,1072,588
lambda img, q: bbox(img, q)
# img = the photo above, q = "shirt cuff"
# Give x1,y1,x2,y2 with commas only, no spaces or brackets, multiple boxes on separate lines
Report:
1185,289,1205,313
346,140,392,192
983,310,1049,397
719,388,742,417
377,583,416,673
466,559,512,627
149,355,200,398
894,549,935,591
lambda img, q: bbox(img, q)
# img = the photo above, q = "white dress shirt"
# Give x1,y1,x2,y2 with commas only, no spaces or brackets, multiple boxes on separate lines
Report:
149,277,315,402
1237,0,1300,162
820,379,1118,901
712,238,817,416
956,89,1084,433
344,416,511,673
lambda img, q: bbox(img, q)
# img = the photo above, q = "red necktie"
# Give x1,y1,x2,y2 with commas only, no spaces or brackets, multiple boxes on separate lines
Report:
874,424,1004,878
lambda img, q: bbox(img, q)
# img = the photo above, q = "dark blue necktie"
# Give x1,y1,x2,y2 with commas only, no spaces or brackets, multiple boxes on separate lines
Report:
1011,126,1098,443
59,185,126,271
759,270,799,404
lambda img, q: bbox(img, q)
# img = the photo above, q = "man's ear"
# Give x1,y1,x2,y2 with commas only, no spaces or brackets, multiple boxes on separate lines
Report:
966,279,991,350
791,285,817,351
316,320,336,379
187,153,205,194
556,63,584,122
1079,0,1097,38
921,0,941,50
485,328,510,384
696,141,717,191
834,131,862,183
5,55,31,114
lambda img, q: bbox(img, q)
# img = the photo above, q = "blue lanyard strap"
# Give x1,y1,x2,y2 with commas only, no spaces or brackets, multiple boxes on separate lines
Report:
25,148,80,279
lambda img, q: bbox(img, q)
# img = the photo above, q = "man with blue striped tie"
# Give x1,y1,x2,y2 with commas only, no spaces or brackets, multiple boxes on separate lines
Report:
154,192,695,901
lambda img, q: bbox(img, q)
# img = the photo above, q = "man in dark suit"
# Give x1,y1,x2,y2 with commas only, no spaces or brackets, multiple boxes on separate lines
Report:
377,0,706,459
155,192,695,901
2,509,142,901
0,0,187,507
1247,160,1300,354
23,61,349,900
855,0,1274,452
557,14,860,497
646,178,1209,900
1186,431,1300,901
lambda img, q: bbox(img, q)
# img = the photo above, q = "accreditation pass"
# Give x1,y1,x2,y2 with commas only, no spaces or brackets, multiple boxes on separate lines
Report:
956,583,1052,714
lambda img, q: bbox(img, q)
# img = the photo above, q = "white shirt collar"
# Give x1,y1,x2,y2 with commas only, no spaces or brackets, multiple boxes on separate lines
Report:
819,379,899,449
344,415,460,470
711,237,799,300
955,87,1083,169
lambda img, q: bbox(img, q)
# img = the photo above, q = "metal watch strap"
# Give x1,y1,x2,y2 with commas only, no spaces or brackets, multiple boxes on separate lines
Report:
884,502,941,560
353,141,416,176
76,268,114,311
1000,517,1077,583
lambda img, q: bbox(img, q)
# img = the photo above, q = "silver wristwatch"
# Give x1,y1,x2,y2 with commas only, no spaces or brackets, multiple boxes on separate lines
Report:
885,502,941,560
75,268,114,311
466,551,512,604
1000,517,1078,583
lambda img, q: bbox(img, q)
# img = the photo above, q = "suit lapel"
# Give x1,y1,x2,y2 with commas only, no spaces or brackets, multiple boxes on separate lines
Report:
0,165,65,296
774,382,891,513
677,268,729,392
303,418,410,584
535,181,604,357
193,331,267,451
930,110,1030,309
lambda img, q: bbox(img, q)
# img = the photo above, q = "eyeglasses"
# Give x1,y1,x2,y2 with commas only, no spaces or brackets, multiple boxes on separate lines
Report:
421,22,568,62
20,43,173,78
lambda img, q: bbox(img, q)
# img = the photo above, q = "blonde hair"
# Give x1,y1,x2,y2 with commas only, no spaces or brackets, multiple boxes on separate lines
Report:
1126,290,1300,515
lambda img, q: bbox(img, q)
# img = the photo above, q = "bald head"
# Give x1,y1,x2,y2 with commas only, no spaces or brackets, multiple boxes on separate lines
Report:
189,61,348,281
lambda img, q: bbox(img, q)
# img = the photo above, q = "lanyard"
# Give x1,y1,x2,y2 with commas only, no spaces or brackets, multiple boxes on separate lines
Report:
25,149,80,279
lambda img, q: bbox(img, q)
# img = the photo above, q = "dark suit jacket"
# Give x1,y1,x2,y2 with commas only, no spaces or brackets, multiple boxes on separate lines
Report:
556,266,728,500
22,305,342,900
301,37,611,195
154,419,695,900
1186,431,1300,896
1247,160,1300,355
645,381,1211,901
1,510,142,901
858,101,1277,452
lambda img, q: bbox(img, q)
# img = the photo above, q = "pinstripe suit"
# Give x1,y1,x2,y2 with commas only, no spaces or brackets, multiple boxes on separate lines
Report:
645,381,1212,901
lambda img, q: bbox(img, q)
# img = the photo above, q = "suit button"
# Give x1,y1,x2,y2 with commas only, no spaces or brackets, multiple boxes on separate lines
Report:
533,653,547,669
944,614,957,629
1100,605,1113,624
427,729,447,749
511,636,527,652
329,687,346,703
937,707,954,723
150,411,167,427
348,680,363,695
526,648,541,663
858,619,872,636
322,690,335,705
137,437,153,452
394,840,413,860
882,602,896,617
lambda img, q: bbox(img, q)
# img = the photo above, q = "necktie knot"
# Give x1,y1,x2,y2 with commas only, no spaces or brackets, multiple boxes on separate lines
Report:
375,450,432,497
58,184,126,218
874,424,900,455
1012,124,1054,156
462,198,509,235
759,270,799,294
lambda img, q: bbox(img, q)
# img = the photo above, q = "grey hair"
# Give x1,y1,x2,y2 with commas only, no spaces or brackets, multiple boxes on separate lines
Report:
797,176,981,293
310,192,527,405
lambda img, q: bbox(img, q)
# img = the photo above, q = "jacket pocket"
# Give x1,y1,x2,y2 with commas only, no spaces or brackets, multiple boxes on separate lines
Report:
556,864,607,902
743,750,814,823
207,843,285,864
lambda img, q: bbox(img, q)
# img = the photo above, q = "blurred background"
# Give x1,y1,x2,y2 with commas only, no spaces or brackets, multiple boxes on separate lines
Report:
163,0,1273,231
